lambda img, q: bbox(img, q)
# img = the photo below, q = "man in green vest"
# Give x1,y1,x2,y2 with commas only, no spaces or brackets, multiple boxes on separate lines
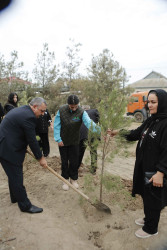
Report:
54,95,100,191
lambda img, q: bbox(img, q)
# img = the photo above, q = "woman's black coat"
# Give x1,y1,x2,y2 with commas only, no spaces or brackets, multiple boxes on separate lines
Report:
125,89,167,210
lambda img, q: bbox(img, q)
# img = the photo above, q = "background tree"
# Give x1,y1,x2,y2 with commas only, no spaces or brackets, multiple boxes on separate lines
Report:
62,38,82,88
5,50,24,83
85,49,128,107
24,85,36,103
0,53,5,79
0,43,133,117
0,53,8,104
0,51,28,104
33,43,59,97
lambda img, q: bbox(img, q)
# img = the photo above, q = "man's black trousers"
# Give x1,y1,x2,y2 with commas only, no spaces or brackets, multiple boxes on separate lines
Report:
0,158,32,211
39,132,50,157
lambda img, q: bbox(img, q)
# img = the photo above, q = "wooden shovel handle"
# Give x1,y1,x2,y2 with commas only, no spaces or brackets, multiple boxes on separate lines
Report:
26,149,91,202
46,165,90,201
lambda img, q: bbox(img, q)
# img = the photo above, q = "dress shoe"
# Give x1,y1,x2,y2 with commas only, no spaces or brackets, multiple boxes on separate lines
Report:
11,199,17,204
25,205,43,213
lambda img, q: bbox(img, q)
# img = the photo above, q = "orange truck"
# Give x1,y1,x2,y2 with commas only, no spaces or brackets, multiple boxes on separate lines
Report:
127,91,149,122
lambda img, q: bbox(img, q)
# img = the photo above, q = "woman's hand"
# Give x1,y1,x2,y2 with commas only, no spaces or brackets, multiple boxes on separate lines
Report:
149,171,164,187
107,128,118,137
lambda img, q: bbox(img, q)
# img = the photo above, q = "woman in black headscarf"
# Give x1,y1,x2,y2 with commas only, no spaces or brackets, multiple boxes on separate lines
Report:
108,89,167,238
4,92,18,114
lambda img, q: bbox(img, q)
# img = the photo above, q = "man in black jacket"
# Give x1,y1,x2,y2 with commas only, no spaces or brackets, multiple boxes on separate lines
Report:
0,97,48,213
78,106,100,174
36,109,53,157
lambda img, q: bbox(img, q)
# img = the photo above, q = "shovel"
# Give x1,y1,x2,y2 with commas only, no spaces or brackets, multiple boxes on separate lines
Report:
26,149,111,214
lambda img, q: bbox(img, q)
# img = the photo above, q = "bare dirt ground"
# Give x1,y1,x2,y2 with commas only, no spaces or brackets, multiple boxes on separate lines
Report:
0,123,167,250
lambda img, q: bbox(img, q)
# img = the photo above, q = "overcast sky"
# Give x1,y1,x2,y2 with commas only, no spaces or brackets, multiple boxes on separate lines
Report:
0,0,167,84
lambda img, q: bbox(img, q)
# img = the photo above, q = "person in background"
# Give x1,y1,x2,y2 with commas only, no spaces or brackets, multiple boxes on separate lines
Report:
0,97,48,213
54,95,100,191
36,109,53,157
0,102,4,123
78,105,100,174
108,89,167,238
4,92,18,114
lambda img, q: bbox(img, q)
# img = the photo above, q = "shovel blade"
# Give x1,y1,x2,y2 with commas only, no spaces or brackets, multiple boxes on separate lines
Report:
92,201,111,214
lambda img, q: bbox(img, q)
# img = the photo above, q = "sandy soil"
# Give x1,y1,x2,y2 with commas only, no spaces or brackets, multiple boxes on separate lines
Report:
0,123,167,250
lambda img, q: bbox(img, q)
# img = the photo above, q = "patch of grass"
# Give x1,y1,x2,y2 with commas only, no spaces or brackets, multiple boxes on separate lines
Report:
102,174,124,191
83,174,95,192
101,174,142,210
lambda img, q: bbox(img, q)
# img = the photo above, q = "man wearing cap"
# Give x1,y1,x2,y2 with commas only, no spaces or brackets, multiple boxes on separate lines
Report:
54,95,100,191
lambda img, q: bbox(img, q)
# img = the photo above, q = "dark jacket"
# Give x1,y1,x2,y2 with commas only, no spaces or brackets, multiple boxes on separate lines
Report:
4,92,18,114
80,109,100,141
4,103,16,114
36,109,52,134
0,105,42,165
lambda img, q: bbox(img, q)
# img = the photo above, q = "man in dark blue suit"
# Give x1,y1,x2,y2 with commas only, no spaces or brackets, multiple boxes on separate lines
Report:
0,97,48,213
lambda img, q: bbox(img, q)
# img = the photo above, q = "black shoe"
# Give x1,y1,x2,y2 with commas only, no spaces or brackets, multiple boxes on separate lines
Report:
11,200,17,203
24,205,43,213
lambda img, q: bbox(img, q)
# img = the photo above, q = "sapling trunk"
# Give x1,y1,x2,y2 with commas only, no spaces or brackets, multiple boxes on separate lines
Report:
100,134,111,202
